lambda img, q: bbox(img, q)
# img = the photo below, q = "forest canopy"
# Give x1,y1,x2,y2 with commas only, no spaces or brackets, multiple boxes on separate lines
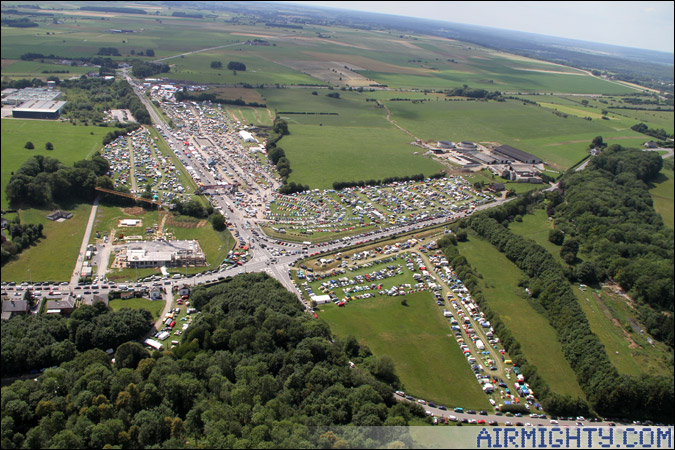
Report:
1,273,422,449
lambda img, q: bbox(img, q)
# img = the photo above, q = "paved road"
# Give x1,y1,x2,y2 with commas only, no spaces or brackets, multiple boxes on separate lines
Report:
70,196,99,285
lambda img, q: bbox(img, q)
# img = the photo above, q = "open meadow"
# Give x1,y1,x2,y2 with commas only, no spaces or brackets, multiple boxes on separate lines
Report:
109,297,165,320
319,291,492,410
456,233,587,400
649,162,674,228
1,120,110,209
1,204,91,282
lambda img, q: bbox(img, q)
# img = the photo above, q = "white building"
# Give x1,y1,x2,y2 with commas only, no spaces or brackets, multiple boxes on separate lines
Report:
239,130,258,143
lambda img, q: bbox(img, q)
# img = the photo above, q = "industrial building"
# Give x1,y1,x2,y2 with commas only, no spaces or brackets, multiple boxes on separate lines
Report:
12,99,67,119
2,87,62,105
492,145,542,164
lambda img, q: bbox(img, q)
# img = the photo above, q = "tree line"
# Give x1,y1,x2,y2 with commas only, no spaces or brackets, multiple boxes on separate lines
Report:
630,123,674,141
174,90,265,107
437,234,590,417
1,273,424,449
131,61,170,79
263,117,308,193
445,85,504,101
332,172,446,191
461,181,673,422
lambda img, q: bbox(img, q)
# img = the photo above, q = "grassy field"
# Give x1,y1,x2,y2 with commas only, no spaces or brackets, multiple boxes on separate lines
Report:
280,125,444,189
649,164,674,228
0,59,93,80
1,120,109,209
319,291,492,410
456,234,587,399
507,208,567,266
1,204,91,282
382,98,646,170
109,297,165,320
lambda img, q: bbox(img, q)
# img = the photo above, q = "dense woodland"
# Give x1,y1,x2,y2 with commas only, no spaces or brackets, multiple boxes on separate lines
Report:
555,146,672,313
1,302,152,377
1,274,422,449
454,147,674,422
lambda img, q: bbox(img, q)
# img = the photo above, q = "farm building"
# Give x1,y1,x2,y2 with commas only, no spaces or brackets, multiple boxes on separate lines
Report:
12,100,67,119
46,210,73,221
492,145,542,164
437,140,456,149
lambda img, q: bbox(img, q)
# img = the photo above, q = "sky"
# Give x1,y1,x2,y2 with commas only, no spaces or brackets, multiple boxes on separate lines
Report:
281,1,674,53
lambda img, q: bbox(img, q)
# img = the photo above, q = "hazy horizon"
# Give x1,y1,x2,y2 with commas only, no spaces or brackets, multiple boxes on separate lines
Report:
280,1,675,54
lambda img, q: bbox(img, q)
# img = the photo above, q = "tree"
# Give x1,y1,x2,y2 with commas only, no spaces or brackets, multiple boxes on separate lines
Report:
591,136,606,149
227,61,246,71
548,229,564,246
146,49,155,57
45,142,54,150
24,141,34,150
211,213,226,231
115,342,150,370
210,61,222,69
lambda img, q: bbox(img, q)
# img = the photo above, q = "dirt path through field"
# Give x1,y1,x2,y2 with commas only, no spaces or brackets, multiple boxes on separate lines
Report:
382,103,419,140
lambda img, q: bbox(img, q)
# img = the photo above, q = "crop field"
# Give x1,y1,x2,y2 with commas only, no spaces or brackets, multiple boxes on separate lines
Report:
0,120,110,209
0,204,91,283
457,234,587,399
319,291,492,410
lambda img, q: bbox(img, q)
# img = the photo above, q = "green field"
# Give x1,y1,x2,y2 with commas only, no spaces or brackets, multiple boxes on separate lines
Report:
507,208,567,266
649,163,674,228
456,234,587,399
319,292,492,410
109,297,165,319
1,119,109,209
382,98,646,170
1,204,91,282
